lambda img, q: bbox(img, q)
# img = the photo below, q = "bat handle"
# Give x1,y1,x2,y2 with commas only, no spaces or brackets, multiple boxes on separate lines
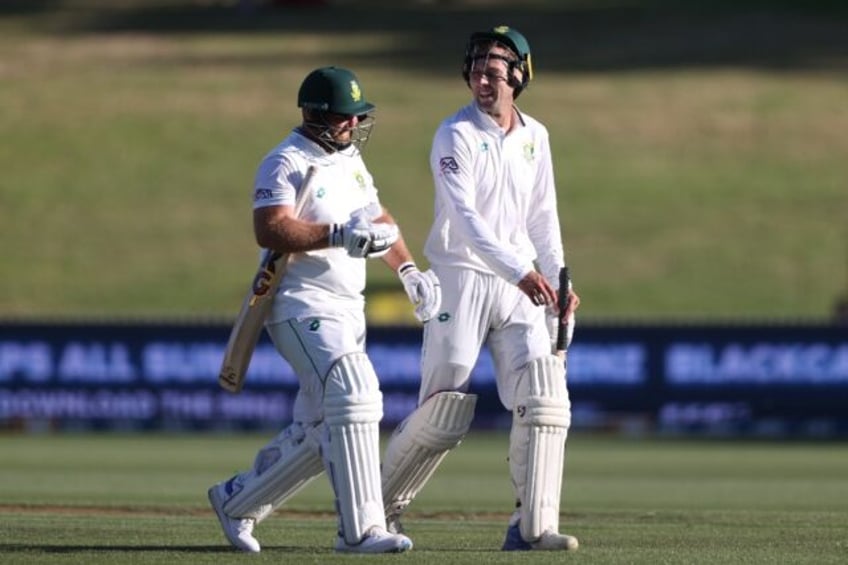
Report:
555,266,571,353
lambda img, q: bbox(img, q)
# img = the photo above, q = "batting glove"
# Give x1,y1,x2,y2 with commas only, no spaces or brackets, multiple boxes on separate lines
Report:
329,205,399,259
361,222,399,258
398,263,441,322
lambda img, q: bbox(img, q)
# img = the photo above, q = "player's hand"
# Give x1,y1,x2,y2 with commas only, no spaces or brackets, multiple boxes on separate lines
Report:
349,202,382,224
518,270,558,307
399,265,441,322
330,207,399,258
547,308,576,353
348,203,397,258
330,222,399,258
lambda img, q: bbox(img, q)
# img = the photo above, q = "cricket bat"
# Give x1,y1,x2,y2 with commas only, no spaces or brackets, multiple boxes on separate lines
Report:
218,165,318,393
555,265,572,360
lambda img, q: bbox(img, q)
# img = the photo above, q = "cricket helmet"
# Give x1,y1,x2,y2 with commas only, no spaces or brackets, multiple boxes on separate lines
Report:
462,25,534,98
297,66,375,116
297,66,376,152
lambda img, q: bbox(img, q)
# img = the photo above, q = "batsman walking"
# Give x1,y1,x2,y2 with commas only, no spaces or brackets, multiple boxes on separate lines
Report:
208,66,440,554
380,26,581,551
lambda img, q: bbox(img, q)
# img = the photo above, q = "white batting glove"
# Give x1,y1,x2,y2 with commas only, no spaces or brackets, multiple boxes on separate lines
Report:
349,203,397,258
329,206,399,259
398,263,441,322
349,202,383,224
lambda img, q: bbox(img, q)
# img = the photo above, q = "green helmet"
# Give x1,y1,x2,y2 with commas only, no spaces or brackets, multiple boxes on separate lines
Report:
462,25,534,98
297,66,375,116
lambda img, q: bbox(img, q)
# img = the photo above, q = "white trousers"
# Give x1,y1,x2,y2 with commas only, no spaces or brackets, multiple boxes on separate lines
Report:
266,306,366,423
421,266,551,410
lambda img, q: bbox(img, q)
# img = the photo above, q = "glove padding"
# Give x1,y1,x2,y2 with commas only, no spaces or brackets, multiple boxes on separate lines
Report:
399,265,441,322
546,309,575,353
330,204,399,258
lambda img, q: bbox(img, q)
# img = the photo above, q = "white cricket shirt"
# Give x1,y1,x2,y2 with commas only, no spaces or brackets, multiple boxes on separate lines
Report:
425,102,565,286
252,130,382,322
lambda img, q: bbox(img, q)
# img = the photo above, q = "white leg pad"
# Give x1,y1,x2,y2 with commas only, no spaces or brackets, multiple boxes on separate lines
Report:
381,391,477,518
323,352,385,545
221,421,324,520
509,355,571,541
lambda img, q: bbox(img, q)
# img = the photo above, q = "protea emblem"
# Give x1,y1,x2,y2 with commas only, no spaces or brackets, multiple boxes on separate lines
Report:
350,81,362,102
523,142,535,163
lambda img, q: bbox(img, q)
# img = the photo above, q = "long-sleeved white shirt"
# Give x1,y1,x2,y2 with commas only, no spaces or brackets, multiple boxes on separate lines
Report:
425,102,565,286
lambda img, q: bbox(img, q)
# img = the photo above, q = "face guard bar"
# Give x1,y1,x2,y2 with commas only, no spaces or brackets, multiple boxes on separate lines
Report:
303,111,376,153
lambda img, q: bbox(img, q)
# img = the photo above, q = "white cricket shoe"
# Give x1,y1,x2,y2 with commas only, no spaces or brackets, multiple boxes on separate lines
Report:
532,529,580,551
335,526,413,554
386,514,406,534
501,514,578,551
208,482,261,553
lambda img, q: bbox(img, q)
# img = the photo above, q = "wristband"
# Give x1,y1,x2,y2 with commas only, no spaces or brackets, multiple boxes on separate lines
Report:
397,262,417,278
328,223,343,247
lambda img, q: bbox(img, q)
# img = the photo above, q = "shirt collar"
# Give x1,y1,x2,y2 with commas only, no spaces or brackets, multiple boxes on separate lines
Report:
292,128,329,157
469,101,525,135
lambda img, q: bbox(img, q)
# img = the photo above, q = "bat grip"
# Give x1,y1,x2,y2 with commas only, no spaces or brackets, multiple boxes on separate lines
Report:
555,266,571,352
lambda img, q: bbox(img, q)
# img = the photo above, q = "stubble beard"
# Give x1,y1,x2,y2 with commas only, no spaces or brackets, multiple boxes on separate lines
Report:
476,92,512,127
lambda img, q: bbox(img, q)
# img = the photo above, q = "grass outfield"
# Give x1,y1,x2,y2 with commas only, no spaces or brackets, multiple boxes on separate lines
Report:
1,432,846,563
1,1,847,320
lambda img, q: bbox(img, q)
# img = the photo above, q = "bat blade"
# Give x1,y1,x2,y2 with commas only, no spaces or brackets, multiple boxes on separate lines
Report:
218,250,286,393
218,165,318,393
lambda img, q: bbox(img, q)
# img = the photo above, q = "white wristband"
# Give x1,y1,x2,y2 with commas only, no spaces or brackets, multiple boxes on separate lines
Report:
397,261,417,278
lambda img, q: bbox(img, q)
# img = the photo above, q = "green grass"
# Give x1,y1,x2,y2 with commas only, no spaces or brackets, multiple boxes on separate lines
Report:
1,432,847,564
1,1,847,320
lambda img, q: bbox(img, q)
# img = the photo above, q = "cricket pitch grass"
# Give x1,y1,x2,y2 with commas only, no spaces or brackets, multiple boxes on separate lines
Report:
1,432,846,564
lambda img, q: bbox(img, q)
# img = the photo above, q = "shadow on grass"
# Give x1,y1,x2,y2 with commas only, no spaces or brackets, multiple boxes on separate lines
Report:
0,543,302,553
12,0,848,74
1,543,488,554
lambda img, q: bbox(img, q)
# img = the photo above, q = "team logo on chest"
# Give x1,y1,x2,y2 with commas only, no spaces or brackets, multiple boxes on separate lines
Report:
523,142,536,163
354,171,366,191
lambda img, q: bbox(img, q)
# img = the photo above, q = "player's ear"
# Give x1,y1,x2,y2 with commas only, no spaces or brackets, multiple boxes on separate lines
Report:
510,66,524,90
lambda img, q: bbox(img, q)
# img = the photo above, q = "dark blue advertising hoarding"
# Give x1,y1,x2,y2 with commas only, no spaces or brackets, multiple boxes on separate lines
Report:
1,320,846,436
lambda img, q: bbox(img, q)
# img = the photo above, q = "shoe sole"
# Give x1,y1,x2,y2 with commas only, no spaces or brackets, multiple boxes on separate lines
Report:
503,523,578,551
336,544,412,554
335,537,413,554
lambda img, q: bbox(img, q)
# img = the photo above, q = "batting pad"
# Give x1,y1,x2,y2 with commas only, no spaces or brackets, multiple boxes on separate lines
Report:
222,421,324,520
323,352,385,544
509,355,571,541
381,391,477,518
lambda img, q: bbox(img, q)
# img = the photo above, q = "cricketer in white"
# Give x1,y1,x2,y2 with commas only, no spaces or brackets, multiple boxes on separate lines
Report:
380,26,581,551
208,66,440,554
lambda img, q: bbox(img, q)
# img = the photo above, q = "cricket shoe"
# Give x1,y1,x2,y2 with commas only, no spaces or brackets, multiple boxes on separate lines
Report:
386,513,406,534
208,481,261,553
501,515,578,551
335,526,413,554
